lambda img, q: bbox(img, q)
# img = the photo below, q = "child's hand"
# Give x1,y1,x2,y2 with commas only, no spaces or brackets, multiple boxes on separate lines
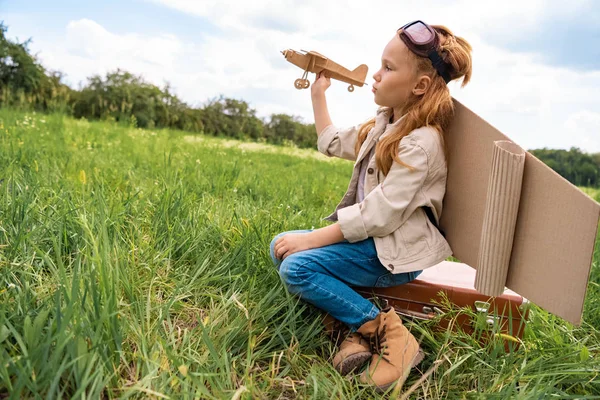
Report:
311,71,331,97
274,233,316,260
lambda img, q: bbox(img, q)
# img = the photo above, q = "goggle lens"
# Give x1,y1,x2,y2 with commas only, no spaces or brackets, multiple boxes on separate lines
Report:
403,22,433,45
398,20,452,83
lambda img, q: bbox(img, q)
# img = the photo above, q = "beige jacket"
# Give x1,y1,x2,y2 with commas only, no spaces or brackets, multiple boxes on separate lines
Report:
317,107,453,274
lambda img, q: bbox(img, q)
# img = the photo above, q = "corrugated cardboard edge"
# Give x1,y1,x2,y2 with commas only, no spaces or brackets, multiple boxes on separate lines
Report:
440,98,600,325
475,141,525,296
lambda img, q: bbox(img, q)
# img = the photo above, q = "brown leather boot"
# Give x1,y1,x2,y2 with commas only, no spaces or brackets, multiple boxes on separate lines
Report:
332,332,371,375
358,306,424,393
332,318,379,375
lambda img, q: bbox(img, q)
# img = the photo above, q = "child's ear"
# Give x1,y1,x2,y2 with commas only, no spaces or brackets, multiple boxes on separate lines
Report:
412,75,432,96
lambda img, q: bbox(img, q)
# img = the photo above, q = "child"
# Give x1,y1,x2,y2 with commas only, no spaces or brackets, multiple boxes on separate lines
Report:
270,21,473,392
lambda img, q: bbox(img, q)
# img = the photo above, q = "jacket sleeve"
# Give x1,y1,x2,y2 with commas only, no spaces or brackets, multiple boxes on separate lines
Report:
336,137,429,242
317,123,362,161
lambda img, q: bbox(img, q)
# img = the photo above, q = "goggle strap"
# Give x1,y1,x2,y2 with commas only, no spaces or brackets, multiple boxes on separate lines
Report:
427,50,451,83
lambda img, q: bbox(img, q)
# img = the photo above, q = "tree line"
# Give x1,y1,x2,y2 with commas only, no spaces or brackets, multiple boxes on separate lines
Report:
1,22,599,187
0,22,316,148
529,148,599,188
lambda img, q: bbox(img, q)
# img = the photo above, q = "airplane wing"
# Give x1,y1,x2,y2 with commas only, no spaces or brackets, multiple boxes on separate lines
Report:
300,49,328,60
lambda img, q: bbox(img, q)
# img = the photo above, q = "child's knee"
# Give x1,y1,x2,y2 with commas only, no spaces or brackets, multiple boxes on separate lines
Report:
278,255,308,292
278,259,292,283
269,233,285,266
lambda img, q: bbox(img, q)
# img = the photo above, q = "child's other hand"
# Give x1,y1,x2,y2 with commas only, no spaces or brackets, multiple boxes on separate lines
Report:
274,233,315,260
311,71,331,97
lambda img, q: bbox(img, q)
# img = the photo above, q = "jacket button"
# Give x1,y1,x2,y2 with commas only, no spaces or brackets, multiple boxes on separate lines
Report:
388,264,394,268
367,168,374,174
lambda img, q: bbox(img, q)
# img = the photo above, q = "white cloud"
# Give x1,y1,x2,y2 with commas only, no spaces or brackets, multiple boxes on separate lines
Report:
19,0,600,153
65,20,183,67
35,19,186,90
564,111,600,152
449,35,600,152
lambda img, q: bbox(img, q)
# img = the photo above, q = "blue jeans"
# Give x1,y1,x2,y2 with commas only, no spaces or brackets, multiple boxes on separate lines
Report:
270,229,422,331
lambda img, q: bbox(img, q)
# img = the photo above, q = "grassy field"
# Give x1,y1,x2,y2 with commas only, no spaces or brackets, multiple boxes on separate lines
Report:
580,187,600,202
0,109,599,399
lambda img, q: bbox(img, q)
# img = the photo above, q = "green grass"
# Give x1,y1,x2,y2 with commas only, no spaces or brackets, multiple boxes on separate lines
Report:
0,109,599,399
580,187,600,203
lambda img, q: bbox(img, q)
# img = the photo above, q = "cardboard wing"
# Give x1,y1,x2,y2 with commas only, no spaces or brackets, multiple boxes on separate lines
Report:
440,99,600,325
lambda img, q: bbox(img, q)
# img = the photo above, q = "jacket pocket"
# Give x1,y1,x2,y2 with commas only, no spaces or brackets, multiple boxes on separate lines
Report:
382,229,406,260
399,211,431,257
407,239,429,257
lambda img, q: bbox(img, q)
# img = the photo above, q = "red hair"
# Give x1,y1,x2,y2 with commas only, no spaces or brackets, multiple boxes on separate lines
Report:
355,25,473,175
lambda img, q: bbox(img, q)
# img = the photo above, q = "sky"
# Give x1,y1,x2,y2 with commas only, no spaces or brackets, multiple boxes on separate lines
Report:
1,0,600,153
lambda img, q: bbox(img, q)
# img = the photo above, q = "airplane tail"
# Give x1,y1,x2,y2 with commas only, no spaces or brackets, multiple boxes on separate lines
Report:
352,64,368,79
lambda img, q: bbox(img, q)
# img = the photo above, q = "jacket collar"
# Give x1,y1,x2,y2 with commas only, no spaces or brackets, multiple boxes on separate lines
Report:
375,107,407,141
355,108,407,164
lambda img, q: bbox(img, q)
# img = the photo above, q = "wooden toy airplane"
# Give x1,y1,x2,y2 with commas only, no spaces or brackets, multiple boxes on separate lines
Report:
281,49,368,92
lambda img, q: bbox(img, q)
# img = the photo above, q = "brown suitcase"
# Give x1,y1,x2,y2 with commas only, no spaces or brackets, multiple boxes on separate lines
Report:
324,261,530,351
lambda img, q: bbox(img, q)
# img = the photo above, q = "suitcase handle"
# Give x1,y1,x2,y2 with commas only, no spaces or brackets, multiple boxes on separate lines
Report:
365,295,445,321
395,308,436,321
423,306,444,316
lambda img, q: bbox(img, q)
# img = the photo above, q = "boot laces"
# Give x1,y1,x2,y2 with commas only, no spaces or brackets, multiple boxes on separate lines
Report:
344,332,367,346
331,320,366,346
370,320,391,363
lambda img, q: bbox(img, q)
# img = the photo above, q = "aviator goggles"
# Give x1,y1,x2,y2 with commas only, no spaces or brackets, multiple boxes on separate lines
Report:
398,20,452,84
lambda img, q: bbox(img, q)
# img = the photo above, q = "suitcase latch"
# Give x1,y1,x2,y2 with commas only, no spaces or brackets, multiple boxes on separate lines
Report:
475,301,490,313
474,301,500,328
422,306,444,316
